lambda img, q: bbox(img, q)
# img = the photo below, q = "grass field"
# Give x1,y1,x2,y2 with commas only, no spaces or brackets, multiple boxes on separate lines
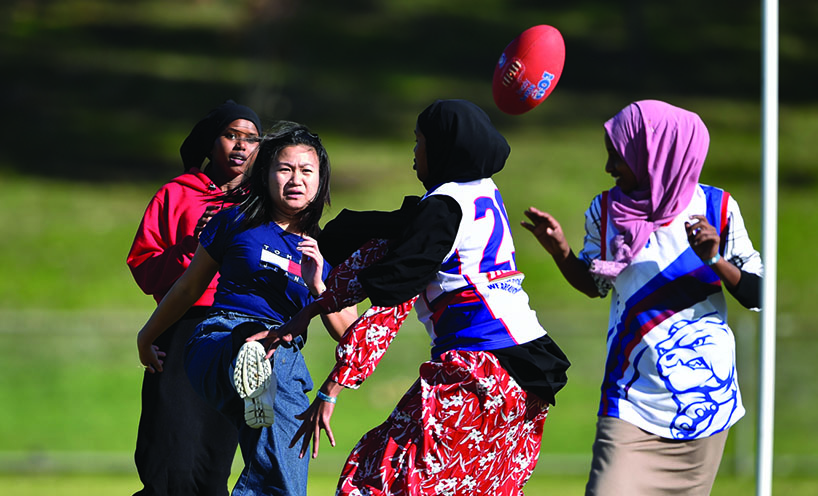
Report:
2,0,817,494
2,106,818,493
11,473,816,496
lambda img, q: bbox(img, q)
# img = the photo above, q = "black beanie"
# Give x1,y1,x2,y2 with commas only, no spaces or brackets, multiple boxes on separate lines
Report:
180,100,262,171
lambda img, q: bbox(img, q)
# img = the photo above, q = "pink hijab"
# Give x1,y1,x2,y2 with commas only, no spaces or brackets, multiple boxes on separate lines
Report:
595,100,709,278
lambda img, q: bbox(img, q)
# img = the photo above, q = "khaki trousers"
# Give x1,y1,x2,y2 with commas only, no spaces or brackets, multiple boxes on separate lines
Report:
585,416,729,496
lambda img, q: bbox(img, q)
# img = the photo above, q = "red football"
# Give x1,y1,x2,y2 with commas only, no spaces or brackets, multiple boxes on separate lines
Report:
492,25,565,115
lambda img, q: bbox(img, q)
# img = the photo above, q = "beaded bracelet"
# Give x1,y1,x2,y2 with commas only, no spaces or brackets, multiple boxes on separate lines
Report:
316,390,337,404
704,253,721,266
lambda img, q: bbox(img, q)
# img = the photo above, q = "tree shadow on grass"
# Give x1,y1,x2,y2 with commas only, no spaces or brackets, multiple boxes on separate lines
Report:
0,0,814,183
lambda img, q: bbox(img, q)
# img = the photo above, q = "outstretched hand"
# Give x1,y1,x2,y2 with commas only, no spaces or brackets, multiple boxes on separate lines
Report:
521,207,570,260
290,392,338,459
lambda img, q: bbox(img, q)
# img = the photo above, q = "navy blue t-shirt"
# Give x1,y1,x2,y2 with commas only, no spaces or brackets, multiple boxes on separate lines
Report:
199,207,331,323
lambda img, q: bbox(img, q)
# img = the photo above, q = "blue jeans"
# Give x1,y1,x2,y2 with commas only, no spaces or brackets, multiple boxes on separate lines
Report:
185,312,312,496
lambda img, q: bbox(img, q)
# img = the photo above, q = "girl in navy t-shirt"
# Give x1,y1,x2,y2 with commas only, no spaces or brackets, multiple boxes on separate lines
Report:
136,123,357,496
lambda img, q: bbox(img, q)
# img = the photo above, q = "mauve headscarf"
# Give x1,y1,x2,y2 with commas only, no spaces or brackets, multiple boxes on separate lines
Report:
596,100,709,278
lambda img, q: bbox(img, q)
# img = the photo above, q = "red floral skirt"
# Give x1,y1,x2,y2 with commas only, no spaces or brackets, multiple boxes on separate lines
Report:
337,350,549,496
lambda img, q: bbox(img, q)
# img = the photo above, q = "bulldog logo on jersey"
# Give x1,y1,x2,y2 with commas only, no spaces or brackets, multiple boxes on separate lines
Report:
656,313,740,439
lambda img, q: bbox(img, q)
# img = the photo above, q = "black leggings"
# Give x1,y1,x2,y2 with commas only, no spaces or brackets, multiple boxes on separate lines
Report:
134,307,238,496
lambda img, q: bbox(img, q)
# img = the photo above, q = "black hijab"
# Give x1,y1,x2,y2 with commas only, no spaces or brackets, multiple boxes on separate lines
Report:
179,100,262,171
416,99,510,190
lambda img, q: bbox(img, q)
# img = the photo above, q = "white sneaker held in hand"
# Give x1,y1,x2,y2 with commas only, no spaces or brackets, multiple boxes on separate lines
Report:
233,341,275,428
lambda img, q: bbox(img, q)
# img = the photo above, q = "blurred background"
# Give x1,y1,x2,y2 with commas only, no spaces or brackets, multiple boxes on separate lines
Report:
1,0,816,494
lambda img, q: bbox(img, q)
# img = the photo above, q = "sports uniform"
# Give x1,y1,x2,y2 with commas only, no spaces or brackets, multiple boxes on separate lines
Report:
582,187,762,494
305,100,570,496
580,185,761,441
574,101,763,495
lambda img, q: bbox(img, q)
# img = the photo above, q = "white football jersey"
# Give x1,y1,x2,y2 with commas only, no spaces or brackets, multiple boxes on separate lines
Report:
414,178,547,357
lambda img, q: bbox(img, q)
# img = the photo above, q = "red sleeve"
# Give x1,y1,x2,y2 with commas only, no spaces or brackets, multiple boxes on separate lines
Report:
329,298,418,389
126,182,214,304
310,238,418,389
314,238,391,313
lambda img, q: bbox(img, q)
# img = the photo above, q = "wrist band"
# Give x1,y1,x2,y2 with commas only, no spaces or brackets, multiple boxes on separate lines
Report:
316,390,337,404
704,253,721,266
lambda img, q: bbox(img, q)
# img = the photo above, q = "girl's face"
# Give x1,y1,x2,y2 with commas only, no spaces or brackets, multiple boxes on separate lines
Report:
413,127,429,182
604,133,637,193
210,119,260,181
268,144,320,219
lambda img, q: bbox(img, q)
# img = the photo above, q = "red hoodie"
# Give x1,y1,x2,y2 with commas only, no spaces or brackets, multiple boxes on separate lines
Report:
127,168,226,306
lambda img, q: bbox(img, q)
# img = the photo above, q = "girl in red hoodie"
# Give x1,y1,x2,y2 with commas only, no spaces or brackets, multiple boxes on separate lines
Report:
127,100,261,496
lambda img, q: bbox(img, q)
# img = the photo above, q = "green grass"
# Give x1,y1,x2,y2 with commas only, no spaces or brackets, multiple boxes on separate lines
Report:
2,105,818,493
2,105,818,491
4,472,818,495
2,0,817,494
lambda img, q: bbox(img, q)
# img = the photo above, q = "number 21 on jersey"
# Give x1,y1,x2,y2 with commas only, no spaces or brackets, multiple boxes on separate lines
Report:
474,189,516,273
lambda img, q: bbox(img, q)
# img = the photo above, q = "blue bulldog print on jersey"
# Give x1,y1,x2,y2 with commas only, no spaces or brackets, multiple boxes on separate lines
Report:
656,313,740,439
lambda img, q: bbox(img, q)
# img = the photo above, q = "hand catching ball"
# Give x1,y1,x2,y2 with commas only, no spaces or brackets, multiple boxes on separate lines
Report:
492,25,566,115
